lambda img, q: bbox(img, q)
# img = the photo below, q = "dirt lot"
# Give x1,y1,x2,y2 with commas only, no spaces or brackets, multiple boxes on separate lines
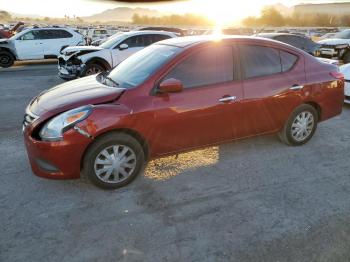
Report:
1,61,350,262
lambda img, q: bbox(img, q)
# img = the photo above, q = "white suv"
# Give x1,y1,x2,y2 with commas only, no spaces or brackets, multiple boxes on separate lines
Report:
0,27,85,68
58,30,177,80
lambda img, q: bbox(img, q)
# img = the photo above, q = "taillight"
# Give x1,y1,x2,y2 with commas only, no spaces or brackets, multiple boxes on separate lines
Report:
330,71,344,79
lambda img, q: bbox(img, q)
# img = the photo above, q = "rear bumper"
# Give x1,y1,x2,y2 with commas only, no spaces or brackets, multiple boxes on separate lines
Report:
24,128,92,179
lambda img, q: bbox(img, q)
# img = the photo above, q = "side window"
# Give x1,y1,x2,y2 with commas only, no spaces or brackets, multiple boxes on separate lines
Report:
240,45,281,79
165,45,234,89
20,31,40,40
151,34,171,44
55,30,73,38
120,35,146,48
280,51,297,72
38,30,52,40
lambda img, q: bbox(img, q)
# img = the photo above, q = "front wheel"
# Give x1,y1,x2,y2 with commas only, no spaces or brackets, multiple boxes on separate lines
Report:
279,104,318,146
81,63,104,77
0,51,14,68
82,133,145,189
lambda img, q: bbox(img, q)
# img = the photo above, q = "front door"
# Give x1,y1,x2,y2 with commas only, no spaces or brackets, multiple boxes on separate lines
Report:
14,30,43,60
150,44,244,155
111,35,145,67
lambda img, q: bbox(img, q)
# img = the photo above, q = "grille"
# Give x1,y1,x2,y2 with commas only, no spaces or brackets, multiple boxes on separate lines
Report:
23,110,39,131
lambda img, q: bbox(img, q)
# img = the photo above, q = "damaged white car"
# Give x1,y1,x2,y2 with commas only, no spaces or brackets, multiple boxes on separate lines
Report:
318,29,350,64
58,30,177,80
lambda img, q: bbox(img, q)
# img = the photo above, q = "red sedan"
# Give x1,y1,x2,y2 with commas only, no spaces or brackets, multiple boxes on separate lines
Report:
23,36,344,189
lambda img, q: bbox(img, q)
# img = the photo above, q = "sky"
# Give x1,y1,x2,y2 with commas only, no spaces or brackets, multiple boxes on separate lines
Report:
0,0,348,22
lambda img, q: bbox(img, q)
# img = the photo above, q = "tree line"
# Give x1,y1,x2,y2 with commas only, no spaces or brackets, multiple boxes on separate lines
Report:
132,13,213,26
243,7,350,27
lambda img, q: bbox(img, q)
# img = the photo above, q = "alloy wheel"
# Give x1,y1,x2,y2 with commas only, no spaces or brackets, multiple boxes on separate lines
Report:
94,145,137,184
85,67,102,75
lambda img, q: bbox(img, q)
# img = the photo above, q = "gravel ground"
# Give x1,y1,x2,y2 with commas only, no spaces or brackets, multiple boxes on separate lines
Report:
1,61,350,262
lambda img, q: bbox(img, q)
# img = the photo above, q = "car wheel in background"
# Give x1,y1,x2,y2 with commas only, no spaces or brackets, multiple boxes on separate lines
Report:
343,51,350,64
279,104,318,146
82,63,104,77
0,51,14,68
82,133,145,189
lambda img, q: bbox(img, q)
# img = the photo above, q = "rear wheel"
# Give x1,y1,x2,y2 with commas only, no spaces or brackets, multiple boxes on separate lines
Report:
279,104,318,146
0,51,14,68
82,63,104,77
82,133,145,189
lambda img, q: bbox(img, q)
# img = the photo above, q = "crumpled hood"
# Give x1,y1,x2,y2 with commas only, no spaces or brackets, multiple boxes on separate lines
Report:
318,38,350,46
29,75,124,116
61,45,102,54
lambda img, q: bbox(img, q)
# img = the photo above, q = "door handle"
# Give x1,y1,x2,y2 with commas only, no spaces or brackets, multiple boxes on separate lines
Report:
219,96,237,103
290,85,304,91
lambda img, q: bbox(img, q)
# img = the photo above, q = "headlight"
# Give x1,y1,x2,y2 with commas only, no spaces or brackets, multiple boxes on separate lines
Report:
335,44,348,49
39,105,92,141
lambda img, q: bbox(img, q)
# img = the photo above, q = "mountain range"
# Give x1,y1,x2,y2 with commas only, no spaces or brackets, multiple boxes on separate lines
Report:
82,7,163,22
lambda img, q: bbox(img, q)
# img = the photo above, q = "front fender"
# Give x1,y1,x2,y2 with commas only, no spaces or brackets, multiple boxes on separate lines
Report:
75,103,135,138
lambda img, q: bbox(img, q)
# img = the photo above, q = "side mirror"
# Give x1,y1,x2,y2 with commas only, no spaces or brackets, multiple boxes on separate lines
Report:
158,78,183,93
119,43,129,50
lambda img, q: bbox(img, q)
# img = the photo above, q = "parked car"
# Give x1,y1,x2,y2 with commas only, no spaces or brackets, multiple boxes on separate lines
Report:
318,29,350,63
58,30,177,80
256,33,340,65
23,36,344,189
0,27,85,68
318,32,337,41
339,63,350,103
86,28,111,44
256,33,322,56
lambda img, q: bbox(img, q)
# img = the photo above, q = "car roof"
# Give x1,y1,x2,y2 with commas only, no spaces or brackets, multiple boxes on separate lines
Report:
156,35,290,48
256,33,306,38
124,30,177,37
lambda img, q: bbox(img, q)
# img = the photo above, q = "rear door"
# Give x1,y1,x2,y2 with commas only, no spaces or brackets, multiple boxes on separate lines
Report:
39,29,74,57
151,44,244,155
14,30,43,60
238,44,306,136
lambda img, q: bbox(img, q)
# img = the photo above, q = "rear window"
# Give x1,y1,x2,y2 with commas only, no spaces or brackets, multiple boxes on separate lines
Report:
240,45,298,79
280,51,297,72
240,45,281,78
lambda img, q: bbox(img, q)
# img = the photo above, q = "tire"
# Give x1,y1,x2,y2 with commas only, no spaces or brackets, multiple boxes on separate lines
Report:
81,63,105,77
278,104,318,146
0,51,14,68
343,51,350,64
82,133,145,189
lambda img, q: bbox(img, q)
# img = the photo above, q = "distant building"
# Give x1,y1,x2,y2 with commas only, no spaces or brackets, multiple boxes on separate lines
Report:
295,2,350,15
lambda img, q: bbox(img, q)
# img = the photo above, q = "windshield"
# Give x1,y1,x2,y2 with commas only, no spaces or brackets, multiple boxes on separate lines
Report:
107,44,180,89
99,33,124,49
334,30,350,39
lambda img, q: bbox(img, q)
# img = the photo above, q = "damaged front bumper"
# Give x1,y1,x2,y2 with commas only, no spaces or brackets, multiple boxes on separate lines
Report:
58,55,86,80
318,44,349,60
